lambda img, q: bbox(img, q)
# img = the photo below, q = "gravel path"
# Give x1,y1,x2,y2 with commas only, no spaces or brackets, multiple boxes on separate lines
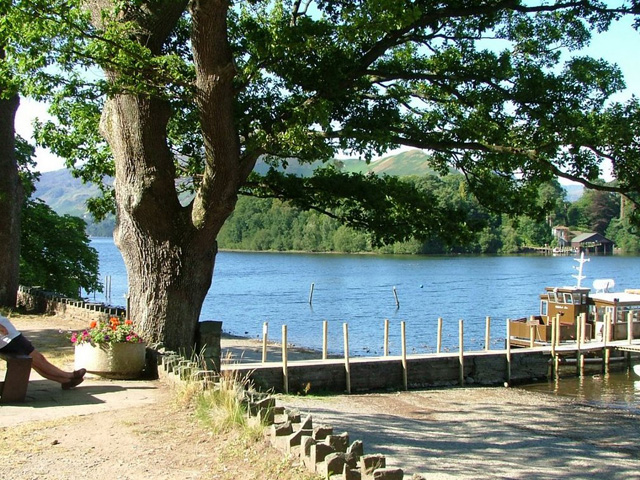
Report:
284,386,640,479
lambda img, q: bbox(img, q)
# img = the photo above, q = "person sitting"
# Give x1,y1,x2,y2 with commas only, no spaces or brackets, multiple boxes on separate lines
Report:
0,314,86,390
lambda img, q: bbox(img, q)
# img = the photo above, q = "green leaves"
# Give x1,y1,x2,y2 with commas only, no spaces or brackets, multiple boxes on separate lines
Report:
243,166,478,246
6,0,640,238
19,199,101,297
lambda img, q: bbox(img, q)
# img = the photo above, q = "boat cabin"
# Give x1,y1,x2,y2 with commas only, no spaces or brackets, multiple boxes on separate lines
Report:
509,254,640,347
589,290,640,341
540,286,591,324
509,286,593,346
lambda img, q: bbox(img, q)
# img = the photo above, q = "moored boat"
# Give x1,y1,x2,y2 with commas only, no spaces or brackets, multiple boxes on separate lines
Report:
509,254,640,347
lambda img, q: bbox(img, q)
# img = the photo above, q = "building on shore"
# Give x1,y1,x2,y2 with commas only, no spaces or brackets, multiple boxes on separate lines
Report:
571,232,614,255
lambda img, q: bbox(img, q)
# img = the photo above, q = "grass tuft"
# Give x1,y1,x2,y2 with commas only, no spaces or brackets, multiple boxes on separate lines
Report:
195,368,251,435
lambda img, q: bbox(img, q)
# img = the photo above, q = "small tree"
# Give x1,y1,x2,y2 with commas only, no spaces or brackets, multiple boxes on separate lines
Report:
20,199,101,298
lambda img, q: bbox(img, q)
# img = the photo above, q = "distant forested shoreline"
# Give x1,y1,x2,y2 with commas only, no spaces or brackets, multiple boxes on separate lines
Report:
38,166,638,254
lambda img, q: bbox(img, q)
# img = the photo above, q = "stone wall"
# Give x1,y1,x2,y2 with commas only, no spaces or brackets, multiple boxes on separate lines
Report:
17,286,126,322
223,349,550,395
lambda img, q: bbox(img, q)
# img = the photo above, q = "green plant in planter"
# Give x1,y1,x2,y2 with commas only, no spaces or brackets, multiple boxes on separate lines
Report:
71,317,144,346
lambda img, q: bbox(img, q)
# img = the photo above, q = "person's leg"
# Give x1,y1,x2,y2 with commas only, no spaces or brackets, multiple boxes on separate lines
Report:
3,333,86,388
29,350,86,389
29,350,74,383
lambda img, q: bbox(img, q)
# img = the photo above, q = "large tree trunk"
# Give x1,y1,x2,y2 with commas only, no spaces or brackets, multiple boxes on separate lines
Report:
100,94,223,352
93,1,250,352
0,73,22,308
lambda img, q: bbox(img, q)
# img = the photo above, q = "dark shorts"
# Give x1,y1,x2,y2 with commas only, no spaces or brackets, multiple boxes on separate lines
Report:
0,334,35,356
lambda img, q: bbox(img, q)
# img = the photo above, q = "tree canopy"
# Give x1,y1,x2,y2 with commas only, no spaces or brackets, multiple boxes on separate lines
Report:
3,0,639,349
22,1,639,226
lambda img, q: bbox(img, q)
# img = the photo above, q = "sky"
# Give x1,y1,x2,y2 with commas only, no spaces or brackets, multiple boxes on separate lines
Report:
14,14,640,174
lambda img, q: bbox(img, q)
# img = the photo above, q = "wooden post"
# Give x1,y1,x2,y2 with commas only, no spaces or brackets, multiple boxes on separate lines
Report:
485,316,491,351
553,315,560,376
282,325,288,394
437,317,443,354
459,319,464,386
551,315,557,357
604,313,611,371
401,321,408,391
577,313,582,343
384,318,389,356
308,283,315,305
529,315,536,348
105,275,112,304
322,320,328,360
576,314,582,376
627,311,634,365
505,318,511,385
262,322,269,363
343,323,351,394
579,313,586,375
393,286,399,308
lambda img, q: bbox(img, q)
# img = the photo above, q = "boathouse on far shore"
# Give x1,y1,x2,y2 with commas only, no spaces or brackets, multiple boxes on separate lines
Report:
571,232,614,254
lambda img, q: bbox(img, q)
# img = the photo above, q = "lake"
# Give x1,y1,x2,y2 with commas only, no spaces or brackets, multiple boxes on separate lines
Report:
88,237,640,411
89,238,640,355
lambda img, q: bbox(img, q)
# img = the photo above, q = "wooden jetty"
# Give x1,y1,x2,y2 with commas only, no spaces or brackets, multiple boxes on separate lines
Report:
221,319,640,395
220,253,640,394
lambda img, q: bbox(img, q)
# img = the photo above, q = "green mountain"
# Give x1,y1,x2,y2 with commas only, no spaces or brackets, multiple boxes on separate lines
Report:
252,149,440,177
35,149,438,217
34,169,101,218
33,149,581,222
338,149,441,176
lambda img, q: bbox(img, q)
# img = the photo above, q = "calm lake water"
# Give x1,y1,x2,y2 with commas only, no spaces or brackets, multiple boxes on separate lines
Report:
89,237,640,411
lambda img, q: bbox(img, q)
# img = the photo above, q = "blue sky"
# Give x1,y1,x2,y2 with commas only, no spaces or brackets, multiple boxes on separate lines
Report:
583,15,639,101
15,12,640,173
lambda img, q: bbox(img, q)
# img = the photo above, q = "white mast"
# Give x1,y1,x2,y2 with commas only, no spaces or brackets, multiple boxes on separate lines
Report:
572,252,589,288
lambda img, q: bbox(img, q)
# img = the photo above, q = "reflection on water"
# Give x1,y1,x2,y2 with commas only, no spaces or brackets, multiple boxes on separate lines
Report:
520,365,640,413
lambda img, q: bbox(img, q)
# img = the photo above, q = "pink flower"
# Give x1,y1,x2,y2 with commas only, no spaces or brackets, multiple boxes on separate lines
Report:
70,319,144,346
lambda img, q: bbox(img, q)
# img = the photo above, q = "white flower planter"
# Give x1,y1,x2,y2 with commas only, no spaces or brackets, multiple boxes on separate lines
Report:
74,342,146,379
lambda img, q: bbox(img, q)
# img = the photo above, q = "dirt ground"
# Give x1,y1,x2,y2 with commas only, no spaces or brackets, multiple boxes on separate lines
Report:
0,314,317,480
2,314,640,479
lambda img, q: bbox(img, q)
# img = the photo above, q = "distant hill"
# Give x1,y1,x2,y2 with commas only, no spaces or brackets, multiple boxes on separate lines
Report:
35,150,441,218
563,183,584,202
33,149,582,223
339,149,443,176
34,169,102,218
252,149,442,177
33,170,115,235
